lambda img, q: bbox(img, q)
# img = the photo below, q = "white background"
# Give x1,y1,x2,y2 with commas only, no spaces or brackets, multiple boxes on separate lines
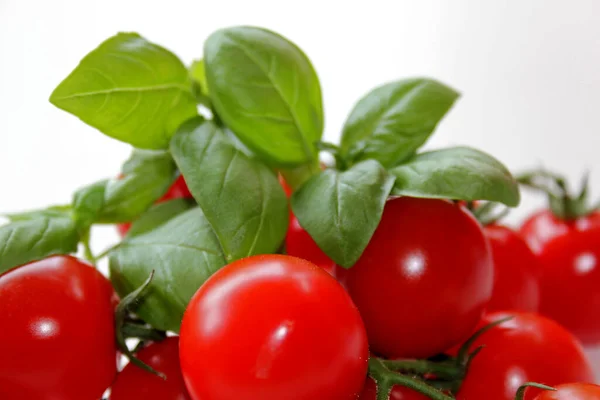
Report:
2,0,600,376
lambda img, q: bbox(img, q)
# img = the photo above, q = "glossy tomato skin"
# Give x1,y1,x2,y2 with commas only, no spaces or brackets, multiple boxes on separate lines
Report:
520,210,600,344
457,311,593,400
285,215,336,276
485,224,540,312
533,383,600,400
179,255,369,400
111,337,190,400
346,197,493,359
0,256,117,400
117,175,193,237
359,378,429,400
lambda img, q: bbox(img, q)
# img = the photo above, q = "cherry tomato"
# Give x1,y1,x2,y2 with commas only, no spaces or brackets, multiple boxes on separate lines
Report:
179,255,369,400
533,383,600,400
457,311,593,400
484,224,540,312
520,210,600,344
285,214,336,276
111,337,190,400
345,197,493,359
359,378,429,400
0,256,117,400
117,175,193,237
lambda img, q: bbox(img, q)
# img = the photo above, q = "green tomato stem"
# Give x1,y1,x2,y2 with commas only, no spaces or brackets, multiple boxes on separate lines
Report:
368,358,454,400
382,359,461,380
514,383,556,400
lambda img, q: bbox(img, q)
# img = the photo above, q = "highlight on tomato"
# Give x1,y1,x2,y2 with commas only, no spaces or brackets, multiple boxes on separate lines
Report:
531,383,600,400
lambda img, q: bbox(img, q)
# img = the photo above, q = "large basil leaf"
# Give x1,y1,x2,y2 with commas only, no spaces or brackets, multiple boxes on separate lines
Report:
171,119,288,262
390,147,520,206
49,33,198,149
0,217,80,275
125,198,194,238
72,180,108,229
109,208,226,332
341,78,459,167
291,160,395,268
204,26,323,166
98,149,178,223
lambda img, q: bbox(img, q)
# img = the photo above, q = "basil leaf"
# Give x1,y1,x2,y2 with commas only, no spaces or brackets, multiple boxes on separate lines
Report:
125,198,194,238
49,32,198,149
190,59,210,106
204,26,323,166
171,119,288,262
109,208,226,332
390,147,520,206
72,180,108,229
341,78,459,167
5,206,72,222
0,217,80,275
98,149,178,223
291,160,395,268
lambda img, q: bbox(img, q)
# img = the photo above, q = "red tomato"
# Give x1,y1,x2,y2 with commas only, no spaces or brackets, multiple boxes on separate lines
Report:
533,383,600,400
520,210,600,344
345,197,493,359
179,255,369,400
0,256,117,400
111,337,190,400
285,215,336,276
485,224,540,312
457,311,593,400
359,378,429,400
117,175,193,237
279,174,292,197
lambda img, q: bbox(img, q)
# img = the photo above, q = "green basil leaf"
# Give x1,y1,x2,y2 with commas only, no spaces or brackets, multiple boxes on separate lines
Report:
109,208,226,331
72,180,108,229
171,118,288,262
49,32,198,149
190,59,210,106
125,198,194,238
4,206,72,222
0,217,80,275
98,149,178,223
390,146,520,206
204,26,323,166
291,160,395,268
341,78,459,167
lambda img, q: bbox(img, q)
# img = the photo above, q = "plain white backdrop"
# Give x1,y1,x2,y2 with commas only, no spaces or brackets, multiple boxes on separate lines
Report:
2,0,600,376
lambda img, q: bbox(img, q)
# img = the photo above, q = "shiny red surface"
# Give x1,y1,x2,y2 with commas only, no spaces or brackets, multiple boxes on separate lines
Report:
179,255,369,400
111,337,190,400
358,378,429,400
520,210,600,344
457,311,593,400
0,256,117,400
285,214,336,276
485,224,540,312
346,197,493,358
533,383,600,400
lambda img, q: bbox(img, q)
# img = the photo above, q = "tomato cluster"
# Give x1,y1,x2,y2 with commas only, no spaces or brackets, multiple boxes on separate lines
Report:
3,24,600,400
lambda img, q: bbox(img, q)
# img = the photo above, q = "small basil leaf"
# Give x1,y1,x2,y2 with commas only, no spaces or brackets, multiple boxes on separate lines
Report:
390,146,520,206
341,78,459,167
171,119,288,262
98,149,178,223
125,198,194,238
204,26,323,166
72,180,108,229
0,217,80,275
190,59,210,106
291,160,395,268
109,208,227,332
50,32,198,149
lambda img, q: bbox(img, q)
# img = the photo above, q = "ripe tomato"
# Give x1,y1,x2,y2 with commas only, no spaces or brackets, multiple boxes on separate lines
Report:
279,174,292,197
533,383,600,399
520,210,600,344
285,214,336,276
484,224,540,312
0,256,117,400
345,197,493,359
456,311,593,400
359,378,429,400
179,255,369,400
117,175,193,237
111,337,190,400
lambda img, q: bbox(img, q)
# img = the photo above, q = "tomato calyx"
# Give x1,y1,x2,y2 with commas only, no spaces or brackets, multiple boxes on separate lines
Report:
465,201,510,226
114,270,167,379
515,383,556,400
517,169,593,220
